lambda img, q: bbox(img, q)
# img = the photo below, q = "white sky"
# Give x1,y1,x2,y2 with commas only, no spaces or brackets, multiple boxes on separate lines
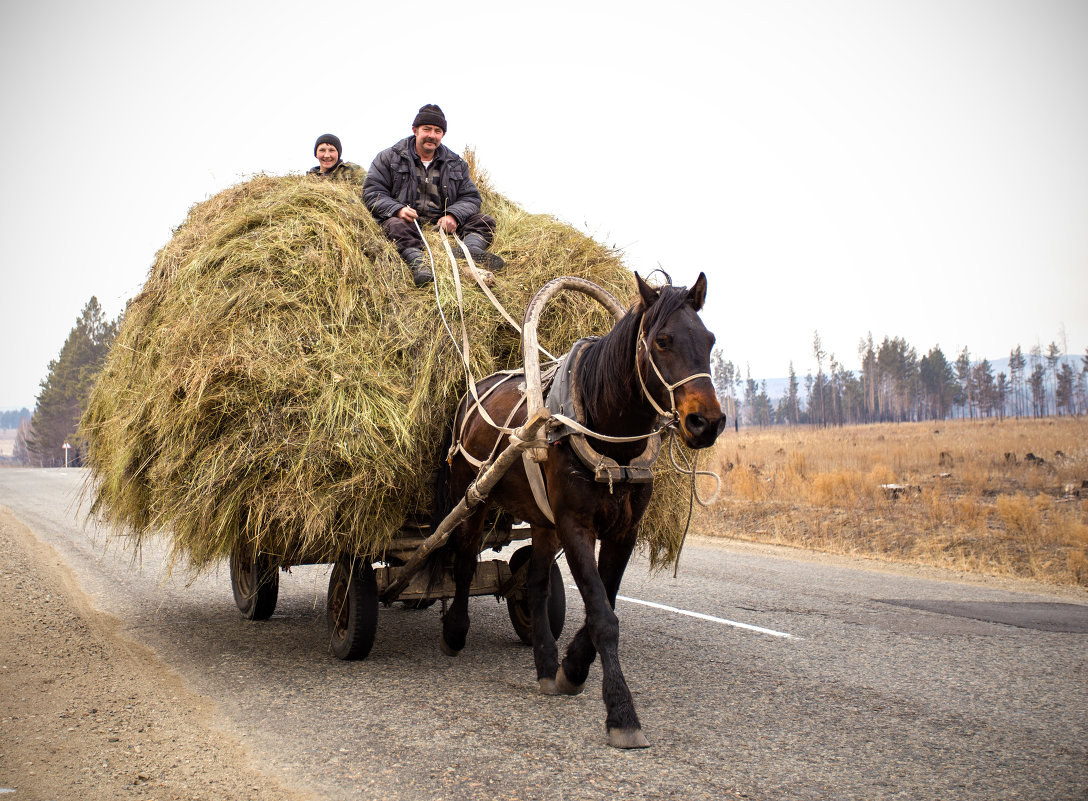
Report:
2,0,1086,410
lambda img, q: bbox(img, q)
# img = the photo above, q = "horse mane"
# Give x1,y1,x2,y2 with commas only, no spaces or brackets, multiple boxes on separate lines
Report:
577,283,692,416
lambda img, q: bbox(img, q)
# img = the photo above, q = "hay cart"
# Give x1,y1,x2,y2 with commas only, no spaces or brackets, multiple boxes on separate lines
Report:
227,277,626,661
228,515,566,660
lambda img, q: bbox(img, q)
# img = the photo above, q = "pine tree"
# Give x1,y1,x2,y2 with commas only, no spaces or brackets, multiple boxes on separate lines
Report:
13,418,31,465
709,348,738,429
858,333,877,423
1009,346,1026,418
1056,362,1077,416
26,297,118,467
1029,362,1047,417
919,346,955,421
995,372,1009,420
973,359,996,417
812,331,826,427
1046,341,1062,417
954,347,973,419
785,362,800,425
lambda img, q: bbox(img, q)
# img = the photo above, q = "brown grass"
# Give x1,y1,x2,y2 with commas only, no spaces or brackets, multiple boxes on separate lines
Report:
695,417,1088,587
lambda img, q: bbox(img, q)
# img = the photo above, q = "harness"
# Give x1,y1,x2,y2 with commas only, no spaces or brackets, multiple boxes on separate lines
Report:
448,321,713,523
420,227,719,528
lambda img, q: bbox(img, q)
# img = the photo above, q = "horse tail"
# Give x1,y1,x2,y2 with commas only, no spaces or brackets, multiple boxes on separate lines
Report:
423,422,456,592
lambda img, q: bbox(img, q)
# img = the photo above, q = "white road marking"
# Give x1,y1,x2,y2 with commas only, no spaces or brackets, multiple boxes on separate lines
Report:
566,585,797,639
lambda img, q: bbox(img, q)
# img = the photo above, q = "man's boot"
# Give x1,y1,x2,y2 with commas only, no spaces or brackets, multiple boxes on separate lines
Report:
402,248,433,287
462,233,504,272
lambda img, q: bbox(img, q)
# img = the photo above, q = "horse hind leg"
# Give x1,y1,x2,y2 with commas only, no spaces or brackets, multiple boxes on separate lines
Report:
440,505,488,656
526,528,563,695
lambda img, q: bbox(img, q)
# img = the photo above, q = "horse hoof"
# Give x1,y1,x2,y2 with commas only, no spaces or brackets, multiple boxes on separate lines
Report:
607,728,650,749
555,666,585,696
538,678,559,695
440,636,461,657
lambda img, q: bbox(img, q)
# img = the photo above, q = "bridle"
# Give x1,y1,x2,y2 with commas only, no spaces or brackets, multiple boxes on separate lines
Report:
634,315,713,423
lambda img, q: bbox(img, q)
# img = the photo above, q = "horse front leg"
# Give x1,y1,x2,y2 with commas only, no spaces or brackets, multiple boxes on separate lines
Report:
558,525,647,748
556,531,637,694
440,507,487,656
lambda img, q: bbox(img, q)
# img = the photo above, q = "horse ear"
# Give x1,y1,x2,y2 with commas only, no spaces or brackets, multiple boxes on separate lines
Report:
635,272,659,309
687,272,707,312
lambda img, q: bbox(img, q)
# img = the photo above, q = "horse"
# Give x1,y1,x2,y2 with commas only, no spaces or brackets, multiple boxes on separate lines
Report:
430,271,725,748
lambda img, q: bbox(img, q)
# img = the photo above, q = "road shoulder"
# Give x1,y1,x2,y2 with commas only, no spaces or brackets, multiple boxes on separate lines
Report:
0,505,313,801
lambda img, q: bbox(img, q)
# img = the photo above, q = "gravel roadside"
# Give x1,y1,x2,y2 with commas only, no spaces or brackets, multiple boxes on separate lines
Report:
0,506,314,801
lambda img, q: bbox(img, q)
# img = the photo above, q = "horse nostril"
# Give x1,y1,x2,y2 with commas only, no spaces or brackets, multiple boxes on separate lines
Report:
685,413,708,437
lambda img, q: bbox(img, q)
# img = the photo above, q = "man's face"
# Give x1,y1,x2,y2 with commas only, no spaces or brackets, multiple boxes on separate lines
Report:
413,125,444,160
316,143,339,172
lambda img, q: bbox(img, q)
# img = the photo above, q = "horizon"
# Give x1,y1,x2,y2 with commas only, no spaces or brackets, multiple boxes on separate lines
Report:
6,339,1084,414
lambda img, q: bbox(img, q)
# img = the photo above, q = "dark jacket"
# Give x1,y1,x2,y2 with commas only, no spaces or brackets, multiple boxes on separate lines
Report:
307,160,363,183
362,137,482,224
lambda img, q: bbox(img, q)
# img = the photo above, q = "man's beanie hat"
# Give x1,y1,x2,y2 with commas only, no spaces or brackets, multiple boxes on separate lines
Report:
412,104,447,131
314,133,342,157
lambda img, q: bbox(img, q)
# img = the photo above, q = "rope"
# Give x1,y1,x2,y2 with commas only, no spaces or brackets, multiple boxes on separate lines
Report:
666,433,722,507
443,232,557,363
673,448,698,578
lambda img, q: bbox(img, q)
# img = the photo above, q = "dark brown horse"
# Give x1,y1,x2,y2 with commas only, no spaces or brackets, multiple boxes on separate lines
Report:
431,272,724,748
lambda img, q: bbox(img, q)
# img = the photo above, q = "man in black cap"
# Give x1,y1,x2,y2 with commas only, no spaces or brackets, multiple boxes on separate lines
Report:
308,133,363,183
363,104,503,286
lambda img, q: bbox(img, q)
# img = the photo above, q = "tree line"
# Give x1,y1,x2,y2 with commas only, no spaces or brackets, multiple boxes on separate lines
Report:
8,303,1085,466
11,298,119,467
0,408,29,429
713,331,1088,427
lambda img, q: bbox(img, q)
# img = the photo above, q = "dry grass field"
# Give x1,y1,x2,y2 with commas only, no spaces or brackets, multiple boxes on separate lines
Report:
693,417,1088,587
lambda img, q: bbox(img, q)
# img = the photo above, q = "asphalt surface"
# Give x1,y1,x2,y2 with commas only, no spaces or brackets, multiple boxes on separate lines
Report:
2,468,1087,801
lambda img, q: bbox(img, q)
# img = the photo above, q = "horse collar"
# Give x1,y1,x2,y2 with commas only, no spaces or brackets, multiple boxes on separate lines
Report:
567,342,663,485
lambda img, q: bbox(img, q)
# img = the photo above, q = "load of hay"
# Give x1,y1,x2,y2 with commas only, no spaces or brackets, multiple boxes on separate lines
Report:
81,152,694,575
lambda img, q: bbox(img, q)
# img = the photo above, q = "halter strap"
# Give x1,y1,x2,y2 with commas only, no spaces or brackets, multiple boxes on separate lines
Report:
634,316,713,420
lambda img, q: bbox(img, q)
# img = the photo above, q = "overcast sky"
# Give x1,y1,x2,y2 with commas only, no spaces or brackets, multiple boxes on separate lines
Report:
2,0,1085,411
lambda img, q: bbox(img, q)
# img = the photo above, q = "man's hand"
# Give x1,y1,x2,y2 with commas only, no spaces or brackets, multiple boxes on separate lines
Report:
437,214,458,234
397,206,419,221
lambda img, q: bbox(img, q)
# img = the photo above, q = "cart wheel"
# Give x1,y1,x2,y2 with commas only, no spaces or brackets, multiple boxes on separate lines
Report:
230,548,279,621
327,557,378,660
507,545,565,646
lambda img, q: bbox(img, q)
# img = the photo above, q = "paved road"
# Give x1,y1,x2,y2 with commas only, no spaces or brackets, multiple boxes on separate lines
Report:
2,468,1087,800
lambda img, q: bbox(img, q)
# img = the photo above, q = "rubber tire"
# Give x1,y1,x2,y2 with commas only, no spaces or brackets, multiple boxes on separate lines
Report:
327,558,379,660
507,545,565,646
230,549,279,621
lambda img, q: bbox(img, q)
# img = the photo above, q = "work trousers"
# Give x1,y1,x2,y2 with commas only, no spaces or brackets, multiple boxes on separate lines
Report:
380,213,496,260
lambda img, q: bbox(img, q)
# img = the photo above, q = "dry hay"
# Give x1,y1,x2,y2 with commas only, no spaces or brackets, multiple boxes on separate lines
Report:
81,152,696,575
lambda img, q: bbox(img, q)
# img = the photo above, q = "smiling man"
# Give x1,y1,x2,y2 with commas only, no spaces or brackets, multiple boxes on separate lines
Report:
307,133,363,183
362,104,503,287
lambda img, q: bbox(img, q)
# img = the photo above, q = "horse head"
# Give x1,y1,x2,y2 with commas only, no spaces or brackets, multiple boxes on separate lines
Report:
635,272,725,449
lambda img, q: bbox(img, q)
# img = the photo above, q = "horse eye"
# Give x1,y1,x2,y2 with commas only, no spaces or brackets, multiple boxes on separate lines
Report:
654,334,671,349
